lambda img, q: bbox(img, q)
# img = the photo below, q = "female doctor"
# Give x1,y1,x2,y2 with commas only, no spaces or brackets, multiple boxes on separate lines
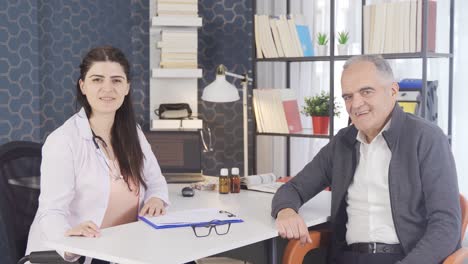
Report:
26,46,169,262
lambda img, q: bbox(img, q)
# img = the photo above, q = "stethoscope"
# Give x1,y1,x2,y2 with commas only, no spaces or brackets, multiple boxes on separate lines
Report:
91,129,107,150
91,130,122,180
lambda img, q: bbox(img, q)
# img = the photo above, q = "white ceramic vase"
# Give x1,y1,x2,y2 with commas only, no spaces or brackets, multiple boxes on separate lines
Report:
337,44,348,55
316,45,328,56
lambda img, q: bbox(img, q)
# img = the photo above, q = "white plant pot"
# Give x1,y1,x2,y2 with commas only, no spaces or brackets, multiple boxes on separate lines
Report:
316,45,328,56
337,44,348,55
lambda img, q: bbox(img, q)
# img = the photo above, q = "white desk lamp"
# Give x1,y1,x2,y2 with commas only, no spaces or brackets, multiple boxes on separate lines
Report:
201,64,253,177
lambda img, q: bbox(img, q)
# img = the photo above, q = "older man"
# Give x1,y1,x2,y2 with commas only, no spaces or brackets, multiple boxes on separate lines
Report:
272,55,461,264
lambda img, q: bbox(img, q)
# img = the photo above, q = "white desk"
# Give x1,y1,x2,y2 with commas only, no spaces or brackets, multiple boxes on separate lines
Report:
46,185,331,264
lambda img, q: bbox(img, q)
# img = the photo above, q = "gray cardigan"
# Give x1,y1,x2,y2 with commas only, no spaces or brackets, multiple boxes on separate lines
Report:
272,105,461,264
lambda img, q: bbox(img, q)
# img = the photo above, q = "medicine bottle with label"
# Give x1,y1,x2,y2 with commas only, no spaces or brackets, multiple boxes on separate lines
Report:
219,168,230,194
230,167,241,193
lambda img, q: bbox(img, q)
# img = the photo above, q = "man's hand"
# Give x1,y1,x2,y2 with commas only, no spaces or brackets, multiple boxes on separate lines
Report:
139,197,166,217
65,221,101,238
276,208,312,245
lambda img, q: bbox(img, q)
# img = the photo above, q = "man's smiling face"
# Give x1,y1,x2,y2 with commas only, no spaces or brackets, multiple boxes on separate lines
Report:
341,61,398,142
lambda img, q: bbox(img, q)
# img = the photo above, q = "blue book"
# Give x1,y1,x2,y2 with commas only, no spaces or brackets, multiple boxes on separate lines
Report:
398,79,423,90
296,25,314,56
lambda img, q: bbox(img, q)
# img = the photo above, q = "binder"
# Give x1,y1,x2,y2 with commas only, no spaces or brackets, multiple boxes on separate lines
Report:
139,208,243,229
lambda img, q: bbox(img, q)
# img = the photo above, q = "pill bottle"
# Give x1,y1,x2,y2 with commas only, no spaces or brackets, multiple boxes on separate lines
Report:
230,167,241,193
219,168,230,194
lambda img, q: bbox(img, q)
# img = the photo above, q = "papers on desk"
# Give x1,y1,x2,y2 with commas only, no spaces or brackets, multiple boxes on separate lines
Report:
138,208,244,229
241,173,286,193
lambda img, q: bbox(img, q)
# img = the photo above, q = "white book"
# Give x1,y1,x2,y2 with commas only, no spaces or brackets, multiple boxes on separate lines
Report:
152,68,202,78
287,15,304,57
262,15,279,58
368,4,376,54
252,90,264,132
254,15,264,58
242,173,284,194
161,34,197,44
158,0,198,4
254,90,267,132
157,3,198,12
396,2,405,53
277,15,295,57
161,53,197,61
269,17,285,57
416,0,422,52
401,1,411,53
159,61,198,68
161,47,198,53
152,16,202,27
383,2,395,53
373,3,387,54
271,90,289,133
151,119,202,131
363,5,371,54
157,10,198,16
157,41,198,49
162,29,197,37
256,15,268,58
409,0,418,52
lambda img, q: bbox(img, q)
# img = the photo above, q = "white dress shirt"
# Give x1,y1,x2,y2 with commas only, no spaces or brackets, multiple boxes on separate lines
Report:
26,108,170,259
346,120,399,244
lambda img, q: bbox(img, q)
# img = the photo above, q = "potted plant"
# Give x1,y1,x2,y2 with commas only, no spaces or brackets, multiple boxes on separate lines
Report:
316,32,328,56
302,91,340,134
337,31,349,55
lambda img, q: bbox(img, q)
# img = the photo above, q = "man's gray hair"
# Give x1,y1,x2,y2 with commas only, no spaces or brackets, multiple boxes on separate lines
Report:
343,55,395,83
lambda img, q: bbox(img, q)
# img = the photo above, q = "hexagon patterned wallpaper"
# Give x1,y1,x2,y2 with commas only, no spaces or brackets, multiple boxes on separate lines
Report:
1,0,252,176
0,0,148,144
198,0,253,176
0,0,40,143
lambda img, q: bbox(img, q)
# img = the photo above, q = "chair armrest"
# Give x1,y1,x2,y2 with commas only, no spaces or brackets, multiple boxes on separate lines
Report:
18,250,78,264
282,229,331,264
443,247,468,264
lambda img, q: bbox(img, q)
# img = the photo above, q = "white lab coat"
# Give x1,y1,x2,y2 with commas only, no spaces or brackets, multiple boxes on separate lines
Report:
26,108,169,261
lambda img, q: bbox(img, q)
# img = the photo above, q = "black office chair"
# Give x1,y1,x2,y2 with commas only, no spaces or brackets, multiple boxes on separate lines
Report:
0,141,71,264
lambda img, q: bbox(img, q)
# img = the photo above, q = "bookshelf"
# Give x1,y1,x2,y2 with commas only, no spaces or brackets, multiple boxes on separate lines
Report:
252,0,454,175
149,1,203,131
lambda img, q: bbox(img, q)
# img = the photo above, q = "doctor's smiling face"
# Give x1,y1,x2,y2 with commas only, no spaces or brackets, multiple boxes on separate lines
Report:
76,46,133,119
79,61,129,116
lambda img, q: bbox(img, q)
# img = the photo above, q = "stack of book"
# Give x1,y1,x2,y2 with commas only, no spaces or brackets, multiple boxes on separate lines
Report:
158,29,198,69
363,0,437,54
156,0,198,17
254,14,313,58
253,89,303,134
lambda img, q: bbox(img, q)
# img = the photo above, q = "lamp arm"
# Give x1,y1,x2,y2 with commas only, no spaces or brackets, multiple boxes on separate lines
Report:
225,71,253,83
217,65,252,176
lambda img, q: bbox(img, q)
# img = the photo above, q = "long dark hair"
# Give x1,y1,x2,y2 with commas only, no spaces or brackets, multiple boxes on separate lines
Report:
76,46,146,190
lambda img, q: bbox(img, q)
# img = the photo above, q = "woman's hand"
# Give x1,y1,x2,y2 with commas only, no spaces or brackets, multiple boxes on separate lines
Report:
139,197,166,217
65,221,101,238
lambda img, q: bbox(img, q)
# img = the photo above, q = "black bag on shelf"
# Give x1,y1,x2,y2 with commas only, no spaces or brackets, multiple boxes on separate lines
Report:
154,103,192,119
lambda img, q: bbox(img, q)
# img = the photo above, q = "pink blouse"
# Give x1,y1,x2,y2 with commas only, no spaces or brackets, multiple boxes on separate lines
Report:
100,159,139,228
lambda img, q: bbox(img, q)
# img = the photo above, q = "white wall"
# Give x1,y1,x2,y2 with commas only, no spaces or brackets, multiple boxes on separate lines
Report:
453,0,468,198
453,0,467,245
